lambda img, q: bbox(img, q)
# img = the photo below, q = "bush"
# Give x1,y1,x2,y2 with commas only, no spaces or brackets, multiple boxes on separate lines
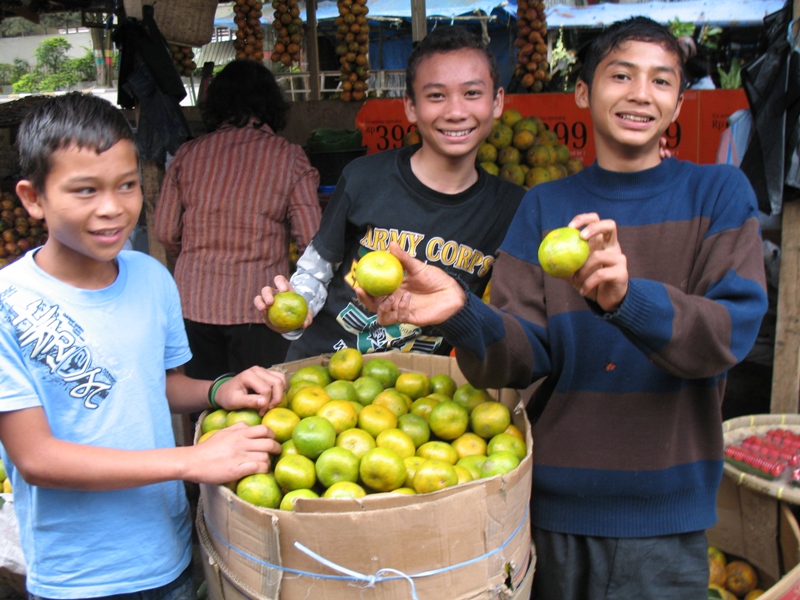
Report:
12,73,40,93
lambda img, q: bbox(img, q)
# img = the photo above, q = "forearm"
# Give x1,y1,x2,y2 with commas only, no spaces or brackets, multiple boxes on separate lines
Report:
166,369,211,413
609,276,767,379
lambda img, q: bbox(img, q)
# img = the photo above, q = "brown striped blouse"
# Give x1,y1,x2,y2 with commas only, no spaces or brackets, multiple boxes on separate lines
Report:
154,121,321,325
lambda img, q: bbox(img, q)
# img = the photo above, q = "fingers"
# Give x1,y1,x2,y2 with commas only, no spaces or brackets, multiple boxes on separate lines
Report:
195,424,281,483
253,276,293,312
221,368,286,415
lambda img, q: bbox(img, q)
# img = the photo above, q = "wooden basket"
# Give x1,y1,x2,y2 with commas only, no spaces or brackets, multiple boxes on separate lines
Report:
722,414,800,505
151,0,218,47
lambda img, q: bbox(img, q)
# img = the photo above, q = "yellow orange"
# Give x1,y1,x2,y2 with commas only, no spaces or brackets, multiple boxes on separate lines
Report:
267,291,308,331
428,400,469,441
355,251,404,296
470,401,512,439
316,399,359,434
451,432,488,459
359,447,407,493
394,372,431,400
336,427,376,460
290,385,331,418
413,459,458,494
327,347,364,381
357,403,398,438
416,440,458,465
261,407,300,443
372,388,411,417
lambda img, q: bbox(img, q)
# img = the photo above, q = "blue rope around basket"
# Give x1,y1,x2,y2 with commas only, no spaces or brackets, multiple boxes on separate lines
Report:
204,504,530,600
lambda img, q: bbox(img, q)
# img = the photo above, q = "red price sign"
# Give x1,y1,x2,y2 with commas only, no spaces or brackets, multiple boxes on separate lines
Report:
354,90,748,165
356,99,414,154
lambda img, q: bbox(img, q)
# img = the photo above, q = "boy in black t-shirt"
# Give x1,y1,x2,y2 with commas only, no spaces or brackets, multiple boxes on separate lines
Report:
254,26,525,358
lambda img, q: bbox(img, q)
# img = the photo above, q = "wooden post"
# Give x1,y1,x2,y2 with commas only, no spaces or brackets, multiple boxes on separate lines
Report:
411,0,427,42
306,0,321,101
769,0,800,413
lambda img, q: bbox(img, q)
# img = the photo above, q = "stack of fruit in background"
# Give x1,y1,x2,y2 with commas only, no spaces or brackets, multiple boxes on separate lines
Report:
512,0,550,92
168,44,197,77
708,544,763,599
198,348,528,510
0,190,47,269
232,0,265,63
478,108,583,189
333,0,370,101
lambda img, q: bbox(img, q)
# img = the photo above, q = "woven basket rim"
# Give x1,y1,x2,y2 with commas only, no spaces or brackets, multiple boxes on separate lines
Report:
722,413,800,504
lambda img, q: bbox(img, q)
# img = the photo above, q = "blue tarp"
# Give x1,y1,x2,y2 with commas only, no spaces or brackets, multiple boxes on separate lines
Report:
527,0,785,29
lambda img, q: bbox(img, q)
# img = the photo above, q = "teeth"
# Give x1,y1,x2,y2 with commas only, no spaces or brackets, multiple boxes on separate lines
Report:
620,114,651,123
442,129,472,138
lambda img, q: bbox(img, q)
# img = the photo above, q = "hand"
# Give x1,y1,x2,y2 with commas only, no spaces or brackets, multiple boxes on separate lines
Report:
189,422,280,484
567,213,629,313
659,136,673,159
253,275,313,333
215,367,286,415
355,242,466,327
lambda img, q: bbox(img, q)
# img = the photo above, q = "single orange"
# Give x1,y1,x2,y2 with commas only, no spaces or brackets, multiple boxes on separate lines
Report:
395,372,431,400
470,401,512,439
538,227,590,278
355,251,404,296
327,347,364,381
336,427,376,460
413,459,458,494
359,447,407,493
428,400,469,441
316,399,359,434
290,385,331,419
261,407,301,443
267,291,308,330
362,357,401,388
357,403,398,438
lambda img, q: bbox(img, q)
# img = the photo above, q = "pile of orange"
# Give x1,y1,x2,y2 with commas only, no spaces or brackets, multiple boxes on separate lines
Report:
198,348,528,510
477,108,584,190
708,545,763,599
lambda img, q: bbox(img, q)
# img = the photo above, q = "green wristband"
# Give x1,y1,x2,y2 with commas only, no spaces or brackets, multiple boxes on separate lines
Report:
208,373,235,410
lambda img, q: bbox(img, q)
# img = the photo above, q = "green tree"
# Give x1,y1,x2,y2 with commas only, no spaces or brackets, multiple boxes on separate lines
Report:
12,59,31,81
67,48,96,82
34,37,71,74
12,74,41,94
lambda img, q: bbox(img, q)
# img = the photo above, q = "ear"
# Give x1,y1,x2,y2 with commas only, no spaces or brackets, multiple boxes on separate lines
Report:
670,92,684,123
403,93,418,125
574,80,589,109
493,87,505,120
15,180,44,220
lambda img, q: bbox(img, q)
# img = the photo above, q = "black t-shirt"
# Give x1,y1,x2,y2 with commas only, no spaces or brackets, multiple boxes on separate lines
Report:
287,144,525,359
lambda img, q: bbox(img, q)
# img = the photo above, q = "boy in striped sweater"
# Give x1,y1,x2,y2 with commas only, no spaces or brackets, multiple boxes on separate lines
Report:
357,16,768,600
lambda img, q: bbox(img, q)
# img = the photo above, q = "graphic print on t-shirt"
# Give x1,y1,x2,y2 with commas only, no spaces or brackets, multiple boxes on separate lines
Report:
334,226,492,354
3,290,114,409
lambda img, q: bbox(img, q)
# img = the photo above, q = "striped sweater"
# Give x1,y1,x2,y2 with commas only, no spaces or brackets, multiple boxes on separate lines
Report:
438,158,768,537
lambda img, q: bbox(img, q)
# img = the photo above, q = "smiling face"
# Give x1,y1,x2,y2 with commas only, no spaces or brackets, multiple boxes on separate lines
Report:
403,48,503,165
16,140,142,289
575,40,684,171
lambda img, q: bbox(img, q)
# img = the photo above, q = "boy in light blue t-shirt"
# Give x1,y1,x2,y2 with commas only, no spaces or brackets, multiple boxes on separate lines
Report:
0,92,286,598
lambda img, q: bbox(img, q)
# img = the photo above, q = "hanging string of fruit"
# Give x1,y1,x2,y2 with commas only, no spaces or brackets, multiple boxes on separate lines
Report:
270,0,302,67
234,0,265,62
168,45,197,77
513,0,550,92
334,0,370,101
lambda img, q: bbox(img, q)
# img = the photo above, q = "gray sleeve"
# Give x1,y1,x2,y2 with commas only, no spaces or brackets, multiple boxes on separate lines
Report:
283,241,340,340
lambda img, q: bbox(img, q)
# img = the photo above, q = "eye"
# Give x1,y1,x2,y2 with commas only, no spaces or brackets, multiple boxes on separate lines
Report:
74,186,96,196
465,89,483,98
120,180,138,191
426,91,444,100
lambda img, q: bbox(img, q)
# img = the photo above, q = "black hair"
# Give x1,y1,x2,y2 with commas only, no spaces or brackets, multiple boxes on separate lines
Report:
578,16,688,94
202,59,290,132
405,26,501,102
17,92,135,194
